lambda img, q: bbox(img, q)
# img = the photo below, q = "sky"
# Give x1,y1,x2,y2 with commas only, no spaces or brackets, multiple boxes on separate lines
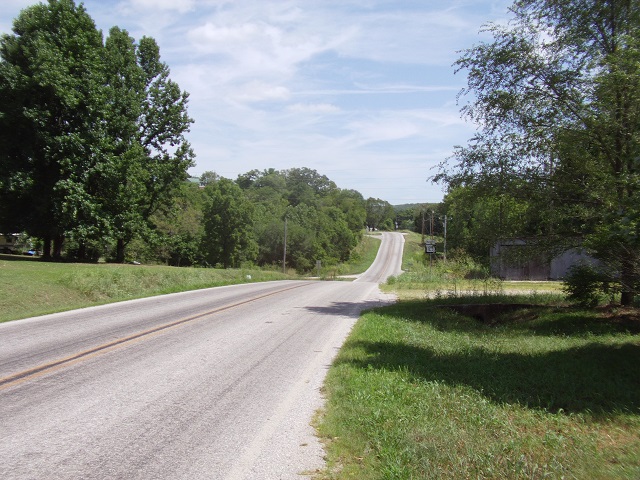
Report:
0,0,513,205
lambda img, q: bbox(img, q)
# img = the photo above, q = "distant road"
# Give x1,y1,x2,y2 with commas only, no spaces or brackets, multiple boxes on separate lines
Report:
0,232,404,480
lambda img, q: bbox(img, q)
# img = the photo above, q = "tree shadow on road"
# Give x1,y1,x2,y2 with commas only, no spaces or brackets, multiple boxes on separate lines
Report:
305,299,394,319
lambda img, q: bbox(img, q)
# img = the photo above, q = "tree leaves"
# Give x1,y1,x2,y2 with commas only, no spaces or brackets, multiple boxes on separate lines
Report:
0,1,194,261
439,0,640,303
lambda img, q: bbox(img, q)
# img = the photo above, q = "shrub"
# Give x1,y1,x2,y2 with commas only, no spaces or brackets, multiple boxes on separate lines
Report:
562,263,617,307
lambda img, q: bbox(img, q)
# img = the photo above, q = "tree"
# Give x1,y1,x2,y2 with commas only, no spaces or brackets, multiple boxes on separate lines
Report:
331,189,367,234
108,34,195,262
202,178,257,268
285,167,337,207
0,0,105,258
150,181,206,266
437,0,640,305
442,186,534,261
0,2,195,263
199,170,220,186
365,198,395,230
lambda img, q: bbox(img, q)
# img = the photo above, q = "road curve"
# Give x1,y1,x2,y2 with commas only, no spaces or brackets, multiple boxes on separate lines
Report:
0,232,404,480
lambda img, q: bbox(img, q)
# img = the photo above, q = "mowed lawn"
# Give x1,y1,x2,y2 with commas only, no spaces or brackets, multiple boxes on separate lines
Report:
316,299,640,479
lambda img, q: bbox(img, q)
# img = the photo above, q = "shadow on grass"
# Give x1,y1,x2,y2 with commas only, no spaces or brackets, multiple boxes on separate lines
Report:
339,339,640,415
383,299,640,336
0,254,41,262
332,300,640,415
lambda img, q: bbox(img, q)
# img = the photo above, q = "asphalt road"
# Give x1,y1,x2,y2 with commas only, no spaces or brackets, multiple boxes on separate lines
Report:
0,232,404,480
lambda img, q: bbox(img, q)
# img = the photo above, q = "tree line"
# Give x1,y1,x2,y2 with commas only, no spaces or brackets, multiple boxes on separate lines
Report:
137,167,398,272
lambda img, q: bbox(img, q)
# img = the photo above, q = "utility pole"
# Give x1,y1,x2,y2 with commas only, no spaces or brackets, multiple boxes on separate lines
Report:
443,215,447,262
430,210,434,272
283,217,287,274
430,210,434,240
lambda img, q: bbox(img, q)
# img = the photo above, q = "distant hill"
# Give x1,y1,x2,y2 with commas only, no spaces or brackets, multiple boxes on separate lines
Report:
393,203,439,212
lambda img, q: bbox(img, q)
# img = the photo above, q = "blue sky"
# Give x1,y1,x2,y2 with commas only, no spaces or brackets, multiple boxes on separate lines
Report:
1,0,512,205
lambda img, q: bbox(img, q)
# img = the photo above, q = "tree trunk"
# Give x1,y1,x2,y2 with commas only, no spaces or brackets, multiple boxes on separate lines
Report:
620,257,637,306
116,238,126,263
42,236,52,260
53,235,64,259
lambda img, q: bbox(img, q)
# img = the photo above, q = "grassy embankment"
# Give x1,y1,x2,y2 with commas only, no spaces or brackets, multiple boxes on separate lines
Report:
0,256,290,323
0,234,383,324
316,232,640,479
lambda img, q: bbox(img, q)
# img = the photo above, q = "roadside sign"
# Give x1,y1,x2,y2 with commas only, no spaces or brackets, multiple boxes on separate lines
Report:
425,245,436,254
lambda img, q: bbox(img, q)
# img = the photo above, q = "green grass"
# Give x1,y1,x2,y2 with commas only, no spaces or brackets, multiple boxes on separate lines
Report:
0,255,290,323
0,233,381,323
316,299,640,479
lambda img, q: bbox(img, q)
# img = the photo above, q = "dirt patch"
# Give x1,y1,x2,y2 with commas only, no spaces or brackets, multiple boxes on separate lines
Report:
598,306,640,333
441,303,542,324
441,303,640,332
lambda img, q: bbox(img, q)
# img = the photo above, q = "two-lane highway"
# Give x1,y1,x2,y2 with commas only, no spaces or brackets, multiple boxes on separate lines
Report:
0,232,404,479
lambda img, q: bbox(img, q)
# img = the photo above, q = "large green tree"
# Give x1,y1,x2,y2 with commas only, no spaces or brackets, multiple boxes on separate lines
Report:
0,2,194,262
202,178,257,268
148,181,206,266
365,197,395,231
437,0,640,304
105,33,195,262
0,0,104,258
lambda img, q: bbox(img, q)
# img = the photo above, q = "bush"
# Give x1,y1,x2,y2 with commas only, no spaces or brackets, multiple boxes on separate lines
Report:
562,263,617,307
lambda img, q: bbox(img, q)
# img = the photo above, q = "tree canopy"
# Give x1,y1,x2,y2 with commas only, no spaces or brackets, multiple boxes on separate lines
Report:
436,0,640,304
0,0,194,261
232,167,369,272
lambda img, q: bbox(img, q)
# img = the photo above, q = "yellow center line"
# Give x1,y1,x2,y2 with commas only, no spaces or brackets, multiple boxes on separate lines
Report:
0,282,311,390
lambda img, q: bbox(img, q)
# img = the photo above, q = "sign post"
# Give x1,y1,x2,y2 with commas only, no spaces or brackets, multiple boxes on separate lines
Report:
424,240,436,254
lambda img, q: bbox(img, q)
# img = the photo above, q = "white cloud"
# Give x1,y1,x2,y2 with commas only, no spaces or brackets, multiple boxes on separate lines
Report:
286,103,341,114
0,0,512,204
125,0,195,13
233,81,290,103
185,12,353,82
346,117,422,145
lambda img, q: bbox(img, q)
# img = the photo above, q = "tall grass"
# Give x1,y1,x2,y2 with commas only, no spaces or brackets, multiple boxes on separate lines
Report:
316,299,640,479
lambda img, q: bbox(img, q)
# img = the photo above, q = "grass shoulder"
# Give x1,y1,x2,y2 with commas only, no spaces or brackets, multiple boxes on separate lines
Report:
316,297,640,479
0,233,382,323
0,255,291,323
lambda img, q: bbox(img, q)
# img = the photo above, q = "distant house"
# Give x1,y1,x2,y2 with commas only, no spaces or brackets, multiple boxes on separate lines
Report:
490,239,598,280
